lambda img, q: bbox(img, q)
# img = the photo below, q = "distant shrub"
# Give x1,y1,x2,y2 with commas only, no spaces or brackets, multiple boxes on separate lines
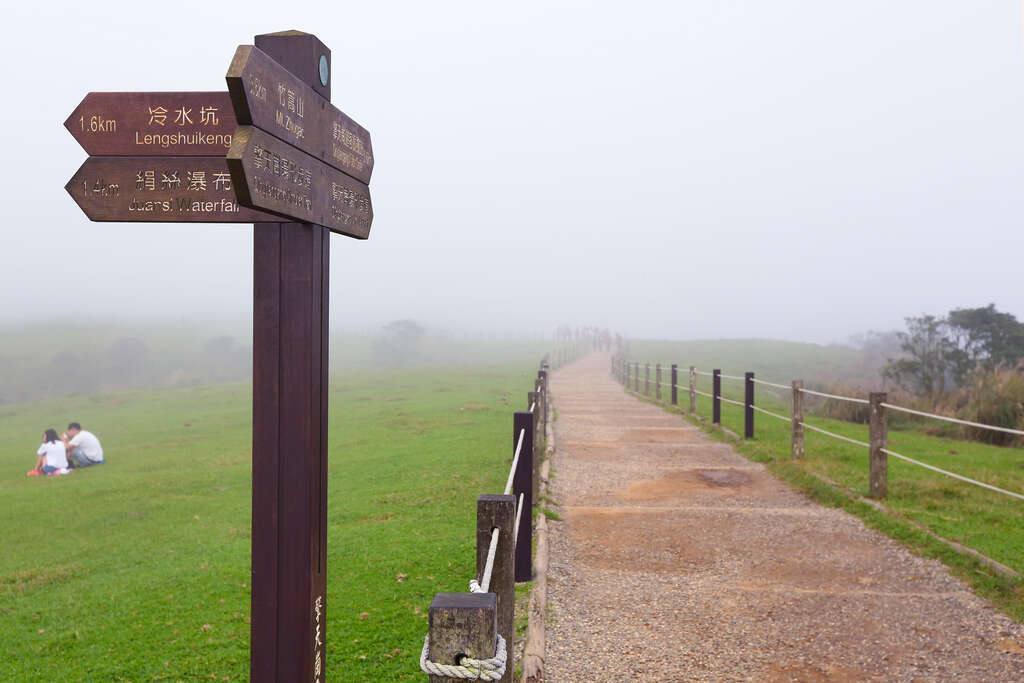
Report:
960,366,1024,447
816,387,871,424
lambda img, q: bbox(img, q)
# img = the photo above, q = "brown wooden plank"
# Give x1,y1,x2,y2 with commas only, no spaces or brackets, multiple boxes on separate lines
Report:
277,223,315,679
227,126,372,238
64,92,237,156
226,45,373,184
251,223,282,681
65,156,280,223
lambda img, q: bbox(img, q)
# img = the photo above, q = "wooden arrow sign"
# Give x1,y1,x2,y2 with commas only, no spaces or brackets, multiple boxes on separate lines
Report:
227,45,373,184
227,126,372,238
64,92,237,156
65,156,278,222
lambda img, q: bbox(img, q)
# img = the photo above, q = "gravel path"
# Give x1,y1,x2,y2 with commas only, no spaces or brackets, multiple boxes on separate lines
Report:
544,353,1024,681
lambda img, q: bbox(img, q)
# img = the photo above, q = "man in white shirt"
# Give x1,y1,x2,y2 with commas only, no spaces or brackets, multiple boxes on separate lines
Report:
64,422,105,467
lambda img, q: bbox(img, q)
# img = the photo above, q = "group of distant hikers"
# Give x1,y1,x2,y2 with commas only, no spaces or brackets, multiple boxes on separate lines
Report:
27,422,104,477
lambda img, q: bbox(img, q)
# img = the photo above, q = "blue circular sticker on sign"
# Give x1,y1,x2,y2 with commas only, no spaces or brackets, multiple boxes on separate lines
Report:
319,55,329,87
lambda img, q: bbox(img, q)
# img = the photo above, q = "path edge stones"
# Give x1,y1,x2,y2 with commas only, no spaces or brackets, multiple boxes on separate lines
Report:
521,391,554,682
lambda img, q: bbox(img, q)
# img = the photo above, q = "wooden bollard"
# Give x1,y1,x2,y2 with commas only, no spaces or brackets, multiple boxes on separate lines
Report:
744,372,754,439
656,364,662,400
689,366,696,413
645,363,650,395
869,392,888,499
712,369,721,425
477,495,515,683
634,363,640,392
670,364,678,405
427,593,497,683
791,380,804,459
528,391,540,455
512,411,534,581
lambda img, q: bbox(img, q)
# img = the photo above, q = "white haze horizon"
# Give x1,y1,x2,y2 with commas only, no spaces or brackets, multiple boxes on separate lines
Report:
3,1,1023,346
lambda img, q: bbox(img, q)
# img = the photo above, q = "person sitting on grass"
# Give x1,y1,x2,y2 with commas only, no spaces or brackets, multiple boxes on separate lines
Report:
63,422,104,468
28,429,71,476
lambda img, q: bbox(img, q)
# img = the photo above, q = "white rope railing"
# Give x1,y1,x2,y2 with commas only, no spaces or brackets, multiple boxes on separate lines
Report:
719,395,745,407
751,404,790,422
694,389,713,398
798,387,869,404
469,527,500,594
513,493,524,547
529,401,536,413
881,403,1024,438
752,377,792,390
503,428,526,496
720,373,745,381
881,448,1024,501
799,421,870,448
694,370,714,377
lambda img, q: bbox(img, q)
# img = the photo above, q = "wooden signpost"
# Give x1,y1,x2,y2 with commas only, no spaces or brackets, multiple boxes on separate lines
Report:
64,30,373,682
226,45,373,184
228,127,372,237
66,156,278,222
64,92,238,156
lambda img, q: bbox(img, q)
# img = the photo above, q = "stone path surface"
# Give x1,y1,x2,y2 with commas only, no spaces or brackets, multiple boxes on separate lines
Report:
544,352,1024,681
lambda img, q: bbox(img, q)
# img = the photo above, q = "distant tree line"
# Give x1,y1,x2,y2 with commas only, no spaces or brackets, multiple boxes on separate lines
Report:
880,304,1024,442
882,305,1024,403
0,332,251,404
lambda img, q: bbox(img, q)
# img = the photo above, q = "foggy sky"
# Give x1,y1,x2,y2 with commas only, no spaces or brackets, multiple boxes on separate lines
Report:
2,1,1022,344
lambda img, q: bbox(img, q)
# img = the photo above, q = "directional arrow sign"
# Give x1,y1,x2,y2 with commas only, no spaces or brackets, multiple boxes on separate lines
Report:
66,156,279,222
227,45,373,184
64,92,237,156
227,126,372,238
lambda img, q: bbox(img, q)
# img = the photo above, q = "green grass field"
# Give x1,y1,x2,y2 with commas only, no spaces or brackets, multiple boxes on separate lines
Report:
622,358,1024,620
0,359,543,681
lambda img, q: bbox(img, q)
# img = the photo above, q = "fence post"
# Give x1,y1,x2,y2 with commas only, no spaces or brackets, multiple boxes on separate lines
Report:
744,372,754,438
670,364,678,405
869,392,888,499
528,391,540,451
712,369,721,425
791,380,804,459
538,369,548,442
512,411,534,581
689,366,696,413
427,592,497,683
644,363,650,395
655,364,662,400
477,494,515,683
634,363,639,392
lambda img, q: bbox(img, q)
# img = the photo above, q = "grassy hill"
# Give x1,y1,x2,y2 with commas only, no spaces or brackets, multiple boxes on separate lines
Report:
0,357,544,680
626,338,874,388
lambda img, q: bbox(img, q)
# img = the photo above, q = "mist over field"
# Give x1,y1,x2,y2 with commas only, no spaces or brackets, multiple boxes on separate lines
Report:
1,1,1023,345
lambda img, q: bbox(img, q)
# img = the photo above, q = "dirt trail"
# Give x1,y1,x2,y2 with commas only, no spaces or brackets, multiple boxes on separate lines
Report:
545,352,1024,681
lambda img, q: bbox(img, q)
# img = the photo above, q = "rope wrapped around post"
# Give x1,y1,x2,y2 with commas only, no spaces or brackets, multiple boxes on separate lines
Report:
420,634,507,680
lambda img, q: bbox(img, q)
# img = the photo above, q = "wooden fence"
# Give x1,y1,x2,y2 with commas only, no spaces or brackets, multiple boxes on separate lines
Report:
420,345,586,681
611,355,1024,504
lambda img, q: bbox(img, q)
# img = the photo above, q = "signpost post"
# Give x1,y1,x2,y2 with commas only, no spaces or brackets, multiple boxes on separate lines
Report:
64,30,372,682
